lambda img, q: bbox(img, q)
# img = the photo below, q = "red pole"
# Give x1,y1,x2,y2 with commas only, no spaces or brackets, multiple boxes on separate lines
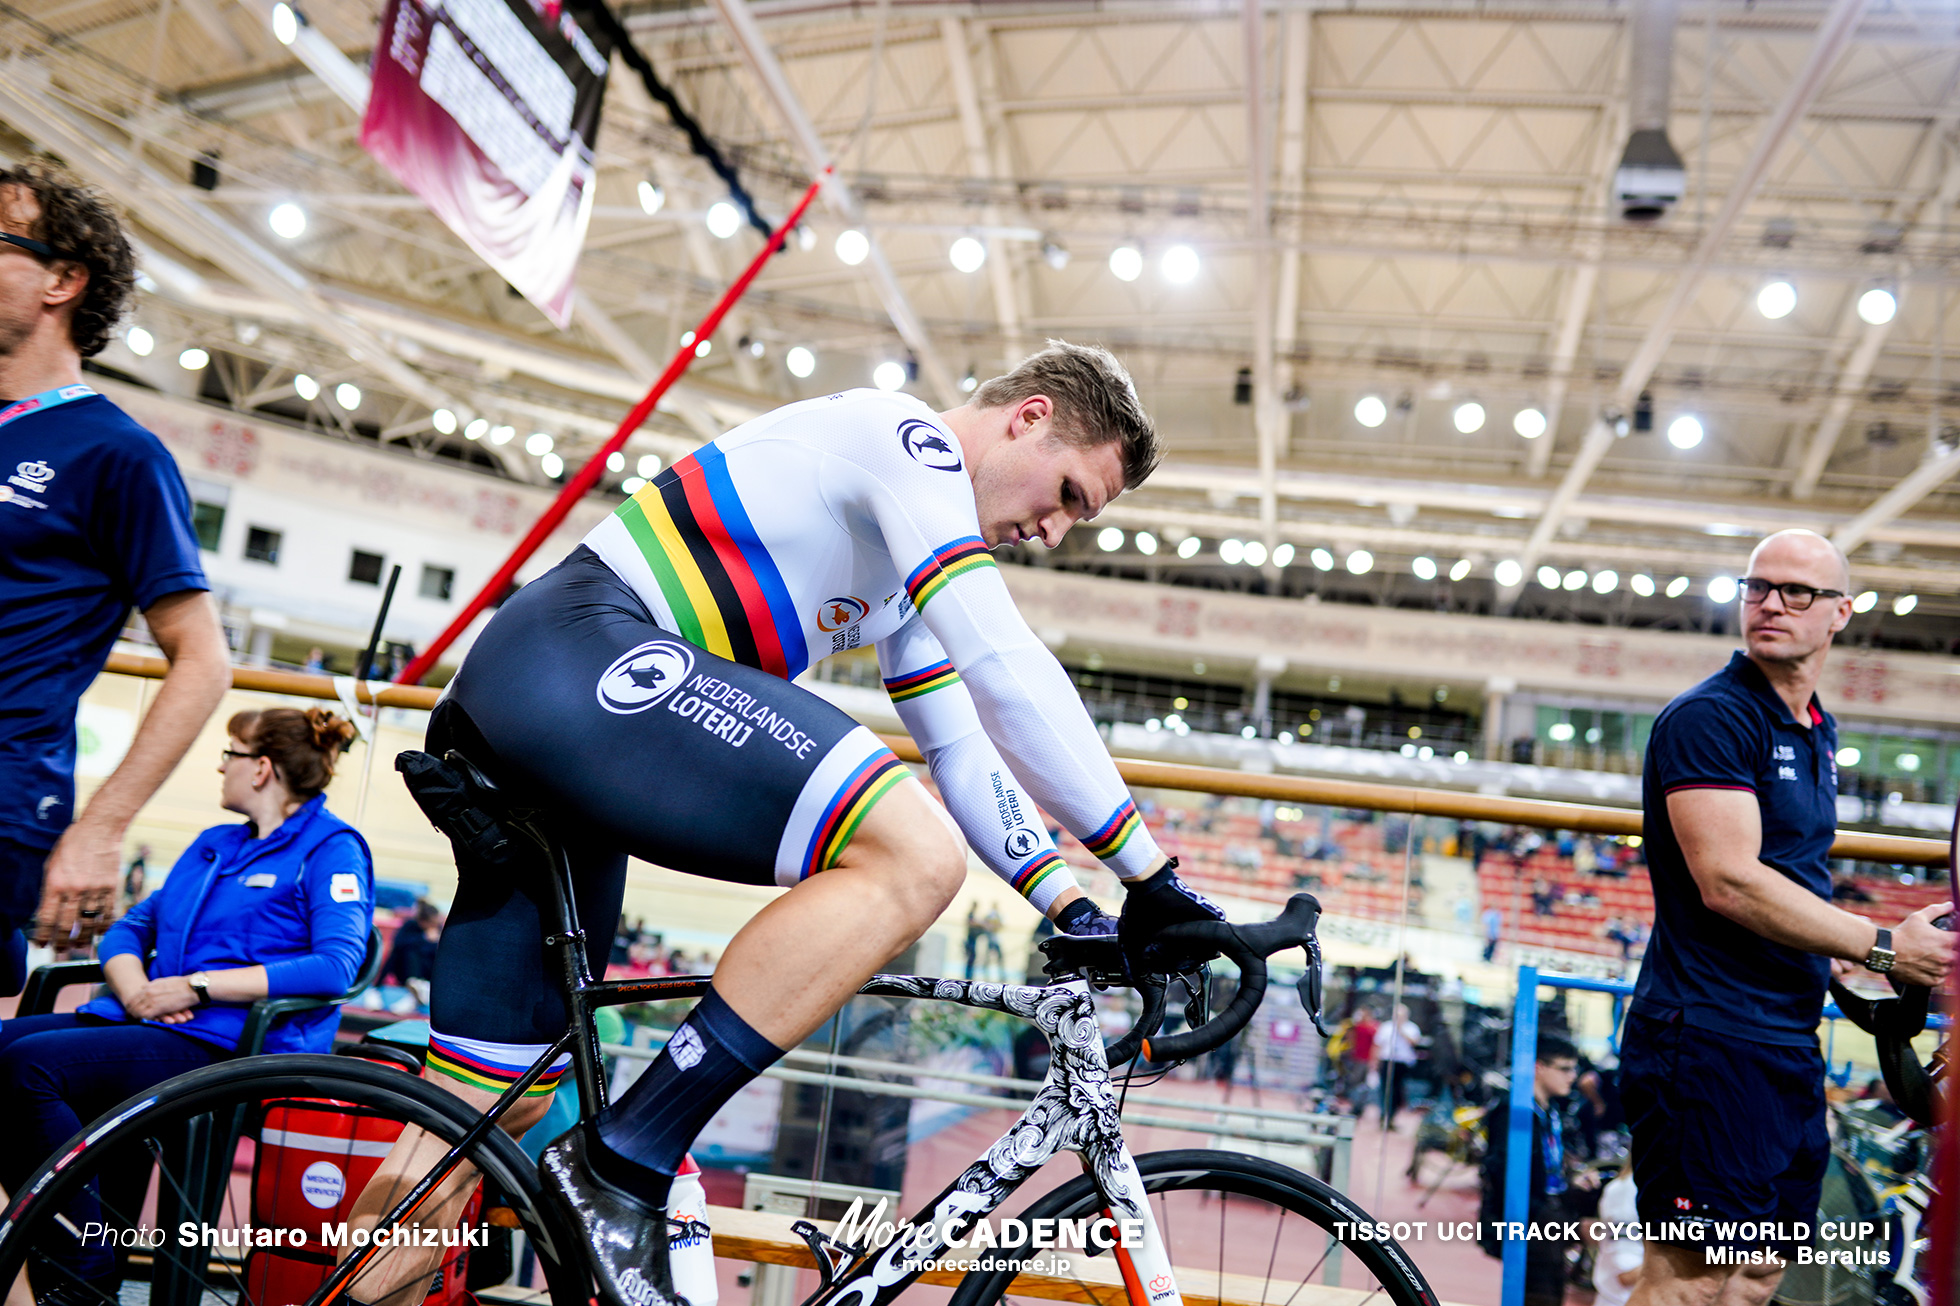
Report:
396,169,831,686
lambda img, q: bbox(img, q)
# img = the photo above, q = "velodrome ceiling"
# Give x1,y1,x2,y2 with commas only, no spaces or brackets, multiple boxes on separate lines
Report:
7,0,1960,644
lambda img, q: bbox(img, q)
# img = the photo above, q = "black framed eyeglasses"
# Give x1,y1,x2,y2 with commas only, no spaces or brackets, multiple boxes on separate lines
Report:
0,232,73,262
219,749,262,766
1740,577,1844,611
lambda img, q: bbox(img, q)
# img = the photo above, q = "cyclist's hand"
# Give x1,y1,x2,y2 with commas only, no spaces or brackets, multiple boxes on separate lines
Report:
1119,859,1225,983
1055,897,1118,937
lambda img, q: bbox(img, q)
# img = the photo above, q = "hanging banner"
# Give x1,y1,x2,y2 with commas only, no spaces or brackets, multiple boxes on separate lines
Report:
363,0,611,327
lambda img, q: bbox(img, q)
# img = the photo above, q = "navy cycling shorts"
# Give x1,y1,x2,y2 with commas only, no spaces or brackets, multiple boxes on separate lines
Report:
1620,1010,1827,1260
424,546,909,1057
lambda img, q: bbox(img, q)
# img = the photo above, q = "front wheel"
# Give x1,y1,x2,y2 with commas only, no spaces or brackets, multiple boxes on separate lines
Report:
0,1053,585,1306
950,1148,1438,1306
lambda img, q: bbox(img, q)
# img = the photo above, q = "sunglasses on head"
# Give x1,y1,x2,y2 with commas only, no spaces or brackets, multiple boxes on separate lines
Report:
0,232,78,262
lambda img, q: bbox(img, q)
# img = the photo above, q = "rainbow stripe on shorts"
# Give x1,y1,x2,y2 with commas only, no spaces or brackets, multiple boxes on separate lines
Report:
427,1033,571,1097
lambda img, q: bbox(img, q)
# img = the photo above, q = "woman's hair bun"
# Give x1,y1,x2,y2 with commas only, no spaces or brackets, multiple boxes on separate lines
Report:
303,707,358,754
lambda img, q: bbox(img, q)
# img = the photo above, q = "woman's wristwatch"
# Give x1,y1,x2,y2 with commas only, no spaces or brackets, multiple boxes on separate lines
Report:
1863,928,1897,974
187,972,213,1006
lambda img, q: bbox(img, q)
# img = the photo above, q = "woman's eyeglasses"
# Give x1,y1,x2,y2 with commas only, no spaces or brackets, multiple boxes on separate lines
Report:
1740,578,1844,611
219,749,262,766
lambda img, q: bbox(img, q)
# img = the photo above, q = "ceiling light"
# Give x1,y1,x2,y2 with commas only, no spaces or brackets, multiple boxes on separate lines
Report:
271,2,299,44
432,408,457,435
1857,286,1897,325
960,369,978,393
694,338,711,358
1097,526,1124,552
949,236,986,273
294,373,322,401
1354,395,1388,428
490,425,515,445
1493,558,1523,587
124,326,154,357
621,476,646,494
1177,535,1202,559
1219,538,1245,565
541,452,564,478
1452,401,1486,434
786,345,816,378
835,229,870,266
1536,565,1561,588
1593,569,1619,594
637,454,661,478
525,432,553,456
178,347,209,371
464,418,488,440
1548,721,1575,742
1563,568,1588,591
1346,549,1374,575
1898,752,1922,773
606,451,625,473
1667,414,1704,449
1272,542,1295,567
1411,556,1438,580
1136,531,1158,556
334,382,361,409
873,360,907,391
1042,241,1071,270
1893,593,1918,616
636,180,664,215
1666,575,1691,597
679,330,695,348
1449,558,1472,581
1853,589,1879,613
1243,540,1268,567
1630,572,1655,596
1708,575,1738,603
1513,407,1547,439
1835,746,1861,767
796,225,816,251
268,202,307,240
747,337,766,358
705,201,741,239
1757,279,1796,319
1310,547,1334,571
1161,244,1200,284
1108,245,1143,282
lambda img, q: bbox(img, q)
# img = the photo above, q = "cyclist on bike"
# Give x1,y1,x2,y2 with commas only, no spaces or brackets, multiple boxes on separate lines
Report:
354,341,1222,1306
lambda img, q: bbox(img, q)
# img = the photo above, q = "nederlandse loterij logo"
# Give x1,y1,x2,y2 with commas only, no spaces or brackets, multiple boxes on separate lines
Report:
596,641,696,715
899,419,962,472
1005,828,1040,860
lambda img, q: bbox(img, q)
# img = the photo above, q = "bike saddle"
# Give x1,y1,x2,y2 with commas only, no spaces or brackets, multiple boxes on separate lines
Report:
396,747,529,868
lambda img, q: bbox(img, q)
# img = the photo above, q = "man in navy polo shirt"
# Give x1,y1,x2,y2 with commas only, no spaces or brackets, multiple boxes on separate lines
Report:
1624,528,1951,1306
0,162,230,991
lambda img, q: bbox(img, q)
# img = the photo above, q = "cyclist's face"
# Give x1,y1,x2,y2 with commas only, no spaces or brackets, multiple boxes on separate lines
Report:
972,397,1126,550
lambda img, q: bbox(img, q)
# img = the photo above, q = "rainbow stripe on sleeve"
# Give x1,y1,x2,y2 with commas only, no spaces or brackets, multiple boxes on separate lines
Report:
1010,851,1069,902
903,537,997,611
803,751,911,879
883,659,961,702
1082,798,1142,860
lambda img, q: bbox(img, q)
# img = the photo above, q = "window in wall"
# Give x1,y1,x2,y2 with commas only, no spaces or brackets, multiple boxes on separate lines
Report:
349,550,385,585
244,526,282,564
420,565,455,602
190,501,225,552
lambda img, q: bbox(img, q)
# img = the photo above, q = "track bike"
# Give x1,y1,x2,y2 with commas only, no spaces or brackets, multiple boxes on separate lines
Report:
0,749,1439,1306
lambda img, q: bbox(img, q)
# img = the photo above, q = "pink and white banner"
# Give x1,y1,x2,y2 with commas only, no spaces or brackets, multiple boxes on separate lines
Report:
363,0,611,327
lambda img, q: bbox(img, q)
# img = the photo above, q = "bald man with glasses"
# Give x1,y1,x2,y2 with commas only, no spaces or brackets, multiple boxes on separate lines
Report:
1622,528,1951,1306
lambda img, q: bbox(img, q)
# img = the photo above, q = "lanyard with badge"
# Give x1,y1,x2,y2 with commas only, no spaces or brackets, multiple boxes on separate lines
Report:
0,383,95,430
1539,1101,1567,1196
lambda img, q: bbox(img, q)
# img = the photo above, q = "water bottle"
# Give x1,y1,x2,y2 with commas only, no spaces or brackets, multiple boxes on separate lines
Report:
667,1154,717,1306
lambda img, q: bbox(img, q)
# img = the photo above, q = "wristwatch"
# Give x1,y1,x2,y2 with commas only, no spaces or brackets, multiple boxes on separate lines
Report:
1863,928,1897,974
187,972,213,1006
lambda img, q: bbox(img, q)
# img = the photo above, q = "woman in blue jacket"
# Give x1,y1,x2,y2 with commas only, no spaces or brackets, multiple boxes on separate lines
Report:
0,705,373,1275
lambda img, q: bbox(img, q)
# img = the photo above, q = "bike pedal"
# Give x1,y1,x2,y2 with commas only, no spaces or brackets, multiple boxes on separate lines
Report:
790,1220,860,1288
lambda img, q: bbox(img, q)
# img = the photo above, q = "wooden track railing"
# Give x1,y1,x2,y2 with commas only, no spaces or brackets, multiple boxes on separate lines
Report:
103,652,1950,867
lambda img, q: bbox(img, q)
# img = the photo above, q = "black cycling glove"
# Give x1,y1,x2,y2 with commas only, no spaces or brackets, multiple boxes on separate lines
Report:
1054,897,1119,938
1118,858,1226,982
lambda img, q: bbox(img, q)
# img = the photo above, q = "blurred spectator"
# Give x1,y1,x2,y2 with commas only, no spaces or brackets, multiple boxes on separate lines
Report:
303,646,328,673
1482,905,1504,962
121,844,149,909
1479,1035,1596,1306
1531,878,1556,917
1374,1003,1423,1130
383,898,443,987
0,707,371,1293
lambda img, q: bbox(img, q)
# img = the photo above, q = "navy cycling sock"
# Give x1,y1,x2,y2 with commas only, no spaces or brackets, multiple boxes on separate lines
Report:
592,986,783,1206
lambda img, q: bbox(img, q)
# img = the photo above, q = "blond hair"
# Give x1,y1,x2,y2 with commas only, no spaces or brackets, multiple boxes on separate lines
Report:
971,340,1162,489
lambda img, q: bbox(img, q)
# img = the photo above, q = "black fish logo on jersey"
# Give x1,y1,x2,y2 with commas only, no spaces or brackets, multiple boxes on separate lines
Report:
597,640,696,715
899,419,962,472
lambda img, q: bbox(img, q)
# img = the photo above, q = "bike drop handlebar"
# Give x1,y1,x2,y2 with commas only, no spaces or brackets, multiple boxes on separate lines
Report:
1086,893,1326,1068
